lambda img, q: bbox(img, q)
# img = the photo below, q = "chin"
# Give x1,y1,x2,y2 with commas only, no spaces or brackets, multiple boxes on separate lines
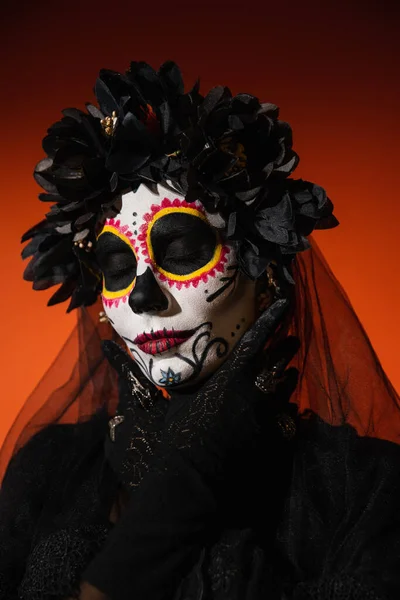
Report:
127,331,232,389
151,355,194,388
153,353,229,390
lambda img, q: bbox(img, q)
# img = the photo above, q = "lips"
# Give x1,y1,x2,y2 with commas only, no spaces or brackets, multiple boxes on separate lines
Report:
133,328,194,355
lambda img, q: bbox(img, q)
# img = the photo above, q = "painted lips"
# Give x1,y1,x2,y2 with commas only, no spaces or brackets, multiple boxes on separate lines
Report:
133,328,194,355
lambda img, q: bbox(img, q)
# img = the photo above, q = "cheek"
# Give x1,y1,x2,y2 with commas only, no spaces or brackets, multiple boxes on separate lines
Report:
103,301,133,336
175,267,254,319
189,245,239,308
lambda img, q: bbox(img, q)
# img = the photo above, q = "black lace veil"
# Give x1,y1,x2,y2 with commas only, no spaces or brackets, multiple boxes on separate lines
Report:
1,235,399,485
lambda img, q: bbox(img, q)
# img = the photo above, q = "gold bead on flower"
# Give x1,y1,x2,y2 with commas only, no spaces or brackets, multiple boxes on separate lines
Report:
99,311,110,324
73,239,93,252
101,110,118,136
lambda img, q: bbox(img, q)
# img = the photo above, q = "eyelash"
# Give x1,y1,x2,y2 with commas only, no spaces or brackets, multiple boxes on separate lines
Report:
98,251,135,268
163,237,204,256
108,264,131,274
164,249,198,263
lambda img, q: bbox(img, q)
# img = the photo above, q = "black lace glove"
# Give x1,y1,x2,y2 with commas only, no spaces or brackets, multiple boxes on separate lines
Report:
102,340,170,488
83,297,292,600
161,297,292,480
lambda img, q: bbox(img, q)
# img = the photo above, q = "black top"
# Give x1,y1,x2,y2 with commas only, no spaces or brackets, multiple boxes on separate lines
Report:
1,326,400,600
1,404,400,599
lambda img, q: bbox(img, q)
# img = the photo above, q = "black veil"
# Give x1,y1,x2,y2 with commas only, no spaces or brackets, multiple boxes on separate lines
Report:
1,235,399,485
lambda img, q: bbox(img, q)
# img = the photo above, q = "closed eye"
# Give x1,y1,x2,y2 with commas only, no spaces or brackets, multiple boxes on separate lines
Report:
150,212,218,276
96,231,137,292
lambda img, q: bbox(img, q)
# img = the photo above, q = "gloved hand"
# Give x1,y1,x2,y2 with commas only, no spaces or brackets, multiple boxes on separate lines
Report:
253,333,300,441
103,296,293,488
82,297,294,600
159,297,292,480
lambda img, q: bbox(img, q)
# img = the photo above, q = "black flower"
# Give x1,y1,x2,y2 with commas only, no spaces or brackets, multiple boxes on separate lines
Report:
23,60,338,311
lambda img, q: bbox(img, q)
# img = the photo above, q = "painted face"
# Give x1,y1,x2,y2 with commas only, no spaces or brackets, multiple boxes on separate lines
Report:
96,185,257,388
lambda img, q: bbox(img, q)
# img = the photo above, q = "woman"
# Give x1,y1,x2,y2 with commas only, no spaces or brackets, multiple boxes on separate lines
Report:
1,60,399,600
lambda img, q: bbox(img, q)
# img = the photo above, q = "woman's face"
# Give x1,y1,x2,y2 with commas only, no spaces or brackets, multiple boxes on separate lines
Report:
96,185,257,388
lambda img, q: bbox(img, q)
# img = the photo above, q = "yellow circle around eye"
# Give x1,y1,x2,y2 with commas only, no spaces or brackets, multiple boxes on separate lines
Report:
97,225,137,299
146,206,223,281
101,277,136,300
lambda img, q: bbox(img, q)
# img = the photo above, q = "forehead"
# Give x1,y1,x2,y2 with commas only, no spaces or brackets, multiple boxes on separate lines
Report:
117,185,206,224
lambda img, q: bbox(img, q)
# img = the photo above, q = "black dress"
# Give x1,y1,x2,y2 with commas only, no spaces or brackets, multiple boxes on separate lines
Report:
1,336,400,600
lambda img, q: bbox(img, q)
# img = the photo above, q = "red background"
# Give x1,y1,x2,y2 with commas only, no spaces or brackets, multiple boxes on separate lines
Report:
0,0,398,447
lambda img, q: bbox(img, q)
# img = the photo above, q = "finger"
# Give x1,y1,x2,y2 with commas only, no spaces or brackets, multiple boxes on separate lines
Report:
102,340,149,387
227,297,291,367
253,367,299,431
101,340,134,374
274,367,299,402
101,340,160,409
255,339,300,395
263,336,300,376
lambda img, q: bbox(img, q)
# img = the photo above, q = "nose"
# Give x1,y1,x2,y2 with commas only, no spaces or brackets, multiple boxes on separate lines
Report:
128,267,169,315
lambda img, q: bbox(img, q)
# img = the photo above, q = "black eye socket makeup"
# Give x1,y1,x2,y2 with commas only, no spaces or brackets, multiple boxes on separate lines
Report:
95,231,137,292
150,212,218,276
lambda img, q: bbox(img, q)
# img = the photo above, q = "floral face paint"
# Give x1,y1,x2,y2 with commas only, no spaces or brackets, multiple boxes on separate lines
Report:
96,185,257,388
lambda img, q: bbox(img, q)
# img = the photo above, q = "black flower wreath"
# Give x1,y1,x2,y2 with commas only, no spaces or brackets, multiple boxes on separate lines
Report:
22,60,338,312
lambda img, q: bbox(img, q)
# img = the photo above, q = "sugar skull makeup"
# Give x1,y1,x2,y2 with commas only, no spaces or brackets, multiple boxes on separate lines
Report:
96,185,257,388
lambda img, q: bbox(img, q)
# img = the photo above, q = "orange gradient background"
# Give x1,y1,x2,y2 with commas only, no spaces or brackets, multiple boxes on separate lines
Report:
0,0,399,447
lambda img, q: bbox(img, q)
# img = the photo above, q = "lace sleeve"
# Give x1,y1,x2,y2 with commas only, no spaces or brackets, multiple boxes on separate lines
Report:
83,444,217,600
0,424,69,599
